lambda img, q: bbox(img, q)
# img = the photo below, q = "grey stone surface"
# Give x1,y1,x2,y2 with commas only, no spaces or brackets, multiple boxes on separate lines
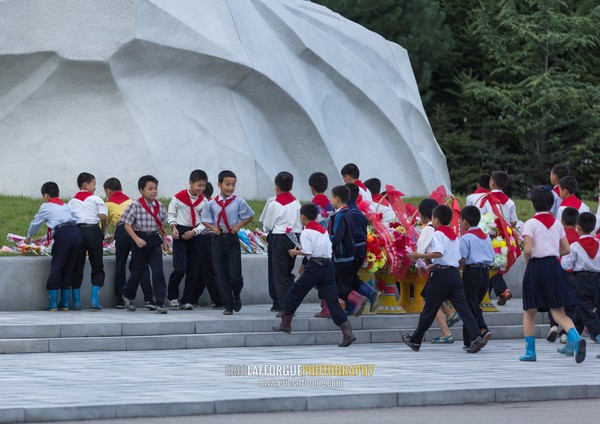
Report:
0,255,315,311
397,389,496,407
214,397,307,414
125,335,187,351
49,337,126,353
0,324,60,339
185,334,245,349
0,339,48,354
0,0,449,200
307,393,397,411
244,332,316,348
24,406,117,423
116,402,214,419
0,408,24,424
60,323,122,338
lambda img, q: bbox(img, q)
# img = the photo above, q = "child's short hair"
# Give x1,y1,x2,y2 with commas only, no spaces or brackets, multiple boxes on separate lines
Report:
103,177,122,191
331,185,350,204
340,163,360,179
41,181,59,198
551,164,569,179
138,175,158,190
561,207,579,227
491,171,509,189
190,169,208,183
461,206,481,228
218,170,236,183
345,183,359,202
530,186,554,212
308,172,328,193
559,176,578,195
204,182,214,198
432,204,453,226
418,199,439,220
364,178,381,195
577,212,596,235
77,172,95,189
300,203,319,221
476,175,490,189
275,171,294,192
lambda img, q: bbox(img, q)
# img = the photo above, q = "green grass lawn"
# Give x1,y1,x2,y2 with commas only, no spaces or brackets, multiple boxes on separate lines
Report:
1,194,539,249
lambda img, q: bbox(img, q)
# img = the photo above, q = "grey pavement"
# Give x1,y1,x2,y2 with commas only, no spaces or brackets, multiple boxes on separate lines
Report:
50,399,600,424
1,338,600,422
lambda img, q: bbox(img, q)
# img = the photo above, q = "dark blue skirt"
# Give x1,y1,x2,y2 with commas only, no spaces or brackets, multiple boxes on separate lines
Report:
522,256,579,312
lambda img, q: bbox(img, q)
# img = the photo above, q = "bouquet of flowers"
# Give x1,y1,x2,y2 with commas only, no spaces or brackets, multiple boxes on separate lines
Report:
365,226,387,273
478,213,520,270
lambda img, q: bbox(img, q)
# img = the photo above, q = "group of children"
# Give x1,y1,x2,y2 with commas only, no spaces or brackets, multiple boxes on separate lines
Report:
26,162,600,360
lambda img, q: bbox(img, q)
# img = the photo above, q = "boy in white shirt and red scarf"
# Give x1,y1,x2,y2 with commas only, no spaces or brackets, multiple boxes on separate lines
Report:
166,170,209,310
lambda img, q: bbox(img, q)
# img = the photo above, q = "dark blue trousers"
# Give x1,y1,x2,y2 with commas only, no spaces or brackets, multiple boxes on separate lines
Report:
192,234,222,305
122,234,167,307
271,233,297,311
114,224,153,303
284,259,347,327
572,274,600,338
462,266,489,345
72,225,105,288
411,267,481,344
266,232,280,310
47,225,81,290
167,225,201,304
212,233,243,312
334,260,355,300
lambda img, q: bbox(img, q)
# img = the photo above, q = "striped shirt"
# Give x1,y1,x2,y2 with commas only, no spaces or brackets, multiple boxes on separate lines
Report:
120,199,167,233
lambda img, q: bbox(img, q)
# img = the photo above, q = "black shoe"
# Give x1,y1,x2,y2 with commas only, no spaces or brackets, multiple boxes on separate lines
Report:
466,336,486,353
145,301,157,311
233,293,242,312
223,310,233,316
401,332,420,352
270,306,281,313
115,298,124,309
200,299,216,308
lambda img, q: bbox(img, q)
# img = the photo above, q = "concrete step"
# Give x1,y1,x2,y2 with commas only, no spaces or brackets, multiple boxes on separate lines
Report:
0,323,552,354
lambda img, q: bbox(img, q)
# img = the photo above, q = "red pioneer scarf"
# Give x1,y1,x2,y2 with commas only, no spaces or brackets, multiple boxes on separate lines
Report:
174,189,204,227
565,228,580,245
73,191,93,202
48,197,65,206
560,195,582,210
138,197,165,237
312,194,331,209
275,192,296,206
107,191,130,205
553,186,561,196
534,213,556,230
473,188,489,194
467,228,487,239
372,193,390,207
578,237,600,259
305,221,326,234
216,196,236,233
435,225,457,240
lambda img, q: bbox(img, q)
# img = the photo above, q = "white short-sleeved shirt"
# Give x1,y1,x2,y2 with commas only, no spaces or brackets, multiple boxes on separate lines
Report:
430,230,461,267
262,196,302,235
521,213,565,258
67,192,108,224
416,224,434,254
465,191,487,207
300,226,332,259
561,235,600,272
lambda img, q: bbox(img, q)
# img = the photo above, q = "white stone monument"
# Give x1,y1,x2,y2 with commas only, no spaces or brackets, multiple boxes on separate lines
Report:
0,0,450,199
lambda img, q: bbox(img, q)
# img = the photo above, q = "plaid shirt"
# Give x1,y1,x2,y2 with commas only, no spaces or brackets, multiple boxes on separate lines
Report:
120,198,167,233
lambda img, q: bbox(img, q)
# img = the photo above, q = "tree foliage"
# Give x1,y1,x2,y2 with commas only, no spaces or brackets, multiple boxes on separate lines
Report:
313,0,600,198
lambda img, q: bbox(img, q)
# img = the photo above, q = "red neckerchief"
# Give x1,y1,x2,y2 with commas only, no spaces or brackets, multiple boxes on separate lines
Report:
48,197,65,206
138,197,165,238
312,194,331,209
479,190,509,207
275,192,296,206
435,225,457,240
473,188,489,194
534,212,555,229
553,185,561,196
578,236,600,259
174,189,204,227
467,228,487,239
354,180,367,191
73,191,93,202
216,195,236,233
372,193,390,207
560,195,582,210
108,191,130,205
305,221,326,234
565,227,580,245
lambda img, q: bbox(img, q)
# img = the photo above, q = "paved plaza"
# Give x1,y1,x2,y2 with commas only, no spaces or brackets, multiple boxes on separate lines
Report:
1,336,599,422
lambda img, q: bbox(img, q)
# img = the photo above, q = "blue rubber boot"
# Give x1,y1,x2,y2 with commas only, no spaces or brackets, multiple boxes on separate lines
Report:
568,328,586,364
519,336,536,362
58,289,70,311
71,289,81,310
91,285,103,310
46,290,58,312
358,282,381,313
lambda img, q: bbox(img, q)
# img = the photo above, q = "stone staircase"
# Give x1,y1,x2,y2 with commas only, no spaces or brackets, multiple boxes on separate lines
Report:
0,299,549,355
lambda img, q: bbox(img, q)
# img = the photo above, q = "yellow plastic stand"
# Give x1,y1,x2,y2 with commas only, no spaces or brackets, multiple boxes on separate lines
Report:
480,269,500,312
404,269,427,314
374,272,406,314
